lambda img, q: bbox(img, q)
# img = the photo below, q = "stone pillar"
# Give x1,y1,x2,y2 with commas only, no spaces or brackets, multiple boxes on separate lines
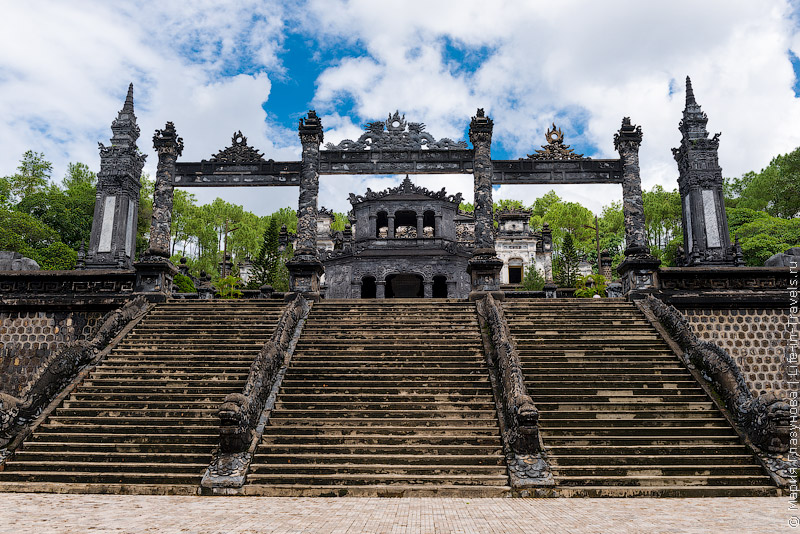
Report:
416,214,424,239
134,121,182,302
434,214,442,238
541,222,556,298
368,213,376,239
387,214,395,238
147,122,183,258
614,117,660,296
85,84,146,270
467,108,503,301
376,280,386,299
423,281,433,299
287,110,324,300
673,77,735,266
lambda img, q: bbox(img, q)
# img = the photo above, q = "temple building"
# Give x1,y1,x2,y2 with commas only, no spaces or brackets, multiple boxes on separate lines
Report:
311,177,551,299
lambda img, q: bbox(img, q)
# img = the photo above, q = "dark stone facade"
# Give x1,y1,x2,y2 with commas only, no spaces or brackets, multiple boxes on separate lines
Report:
323,177,472,299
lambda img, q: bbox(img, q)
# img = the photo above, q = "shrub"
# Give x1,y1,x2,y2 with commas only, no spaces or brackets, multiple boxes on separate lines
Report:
174,273,197,293
519,264,546,291
574,274,607,298
213,275,243,299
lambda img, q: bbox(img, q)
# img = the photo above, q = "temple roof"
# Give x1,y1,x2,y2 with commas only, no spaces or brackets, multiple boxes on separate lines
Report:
348,176,463,206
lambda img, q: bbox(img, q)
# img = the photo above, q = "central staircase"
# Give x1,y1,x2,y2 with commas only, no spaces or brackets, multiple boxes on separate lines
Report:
502,299,778,497
0,300,285,493
245,299,509,496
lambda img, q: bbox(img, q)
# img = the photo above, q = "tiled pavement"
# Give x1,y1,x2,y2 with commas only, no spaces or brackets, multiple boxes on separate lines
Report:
0,494,795,534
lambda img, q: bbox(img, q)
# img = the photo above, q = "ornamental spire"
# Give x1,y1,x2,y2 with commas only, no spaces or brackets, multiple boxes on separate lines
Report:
110,82,140,147
680,75,709,141
685,76,696,107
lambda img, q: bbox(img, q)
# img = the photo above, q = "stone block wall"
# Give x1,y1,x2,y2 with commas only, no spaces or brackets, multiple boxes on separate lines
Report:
682,308,791,397
0,311,102,397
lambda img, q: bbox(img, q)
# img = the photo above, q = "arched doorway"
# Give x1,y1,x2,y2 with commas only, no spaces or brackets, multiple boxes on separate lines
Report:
361,276,376,298
432,275,447,298
385,273,423,298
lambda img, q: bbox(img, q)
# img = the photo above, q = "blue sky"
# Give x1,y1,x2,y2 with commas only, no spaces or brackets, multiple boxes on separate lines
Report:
2,1,800,216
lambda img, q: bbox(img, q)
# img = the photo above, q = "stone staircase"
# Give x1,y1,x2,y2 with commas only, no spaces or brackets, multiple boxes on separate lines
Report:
245,299,509,496
502,299,779,497
0,300,286,493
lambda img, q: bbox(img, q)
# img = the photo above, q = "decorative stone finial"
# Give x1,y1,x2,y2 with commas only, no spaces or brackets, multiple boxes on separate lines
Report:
685,76,696,107
469,108,493,145
153,122,184,157
527,123,584,160
299,110,324,144
614,117,643,152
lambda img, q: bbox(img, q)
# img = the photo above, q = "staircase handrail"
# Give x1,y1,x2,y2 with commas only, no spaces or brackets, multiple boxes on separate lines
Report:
217,294,310,454
0,296,151,447
476,294,540,454
643,295,790,453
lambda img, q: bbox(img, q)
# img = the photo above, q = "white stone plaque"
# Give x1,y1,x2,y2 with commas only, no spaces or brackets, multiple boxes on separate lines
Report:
125,202,136,259
702,190,720,248
98,196,116,253
685,196,693,251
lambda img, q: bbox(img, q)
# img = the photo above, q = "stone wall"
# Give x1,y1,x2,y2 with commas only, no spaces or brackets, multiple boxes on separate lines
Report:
682,308,791,397
0,310,103,397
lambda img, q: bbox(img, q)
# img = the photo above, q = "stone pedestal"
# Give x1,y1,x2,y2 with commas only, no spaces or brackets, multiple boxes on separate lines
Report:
616,255,661,298
467,252,504,301
286,256,324,301
134,258,178,302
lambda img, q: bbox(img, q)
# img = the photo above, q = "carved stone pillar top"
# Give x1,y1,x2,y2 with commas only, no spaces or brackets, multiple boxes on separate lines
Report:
298,109,324,145
614,117,650,258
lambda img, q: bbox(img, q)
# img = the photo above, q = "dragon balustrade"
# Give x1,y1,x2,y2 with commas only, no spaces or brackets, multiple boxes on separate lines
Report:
476,294,552,489
0,296,150,452
643,295,790,454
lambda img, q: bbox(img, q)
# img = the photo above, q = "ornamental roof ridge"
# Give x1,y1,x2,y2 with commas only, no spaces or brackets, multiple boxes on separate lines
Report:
205,131,268,164
527,123,586,160
325,110,468,151
496,207,532,218
348,175,463,205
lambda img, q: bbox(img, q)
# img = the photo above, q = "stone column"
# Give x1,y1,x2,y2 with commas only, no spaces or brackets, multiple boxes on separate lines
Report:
133,122,183,302
287,110,325,300
416,214,424,239
434,214,442,238
423,281,433,299
614,117,660,296
368,213,376,239
467,108,504,301
387,214,395,238
376,280,386,299
148,122,183,258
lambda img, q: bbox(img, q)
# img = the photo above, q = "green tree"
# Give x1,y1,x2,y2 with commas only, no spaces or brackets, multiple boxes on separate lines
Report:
520,264,546,291
250,217,282,288
137,174,154,258
735,216,800,266
2,151,52,204
554,233,580,287
642,185,682,258
725,147,800,218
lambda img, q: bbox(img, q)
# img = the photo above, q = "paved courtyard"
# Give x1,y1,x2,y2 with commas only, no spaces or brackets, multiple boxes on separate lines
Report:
0,494,795,534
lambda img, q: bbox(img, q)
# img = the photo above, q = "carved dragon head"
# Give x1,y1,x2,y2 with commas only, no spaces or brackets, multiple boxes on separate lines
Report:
743,393,791,454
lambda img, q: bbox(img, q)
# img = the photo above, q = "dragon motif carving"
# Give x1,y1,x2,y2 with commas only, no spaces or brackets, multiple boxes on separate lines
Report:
217,294,310,454
325,111,468,151
476,294,540,454
206,131,267,164
527,123,585,160
644,295,790,453
349,176,462,205
0,296,150,447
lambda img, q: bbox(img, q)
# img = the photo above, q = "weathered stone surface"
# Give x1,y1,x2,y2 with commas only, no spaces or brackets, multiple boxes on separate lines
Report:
325,111,467,151
0,252,39,271
614,117,648,257
476,294,540,456
85,84,146,270
0,296,149,445
469,109,495,253
148,122,183,259
644,295,790,454
672,77,735,266
764,247,800,267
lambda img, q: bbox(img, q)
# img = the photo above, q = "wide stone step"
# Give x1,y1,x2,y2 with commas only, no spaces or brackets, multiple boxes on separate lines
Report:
0,471,204,485
260,434,500,446
274,401,495,411
272,409,497,419
275,394,495,403
542,427,738,437
285,367,488,375
252,453,503,466
540,418,730,428
2,461,207,474
268,417,498,427
551,465,766,477
537,410,724,420
37,423,216,434
256,443,502,455
553,486,780,497
532,402,714,411
244,473,508,486
62,399,225,408
9,450,212,464
548,454,758,466
18,441,216,454
262,425,499,436
248,464,506,476
554,474,774,487
531,394,711,403
51,411,218,421
545,444,749,455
